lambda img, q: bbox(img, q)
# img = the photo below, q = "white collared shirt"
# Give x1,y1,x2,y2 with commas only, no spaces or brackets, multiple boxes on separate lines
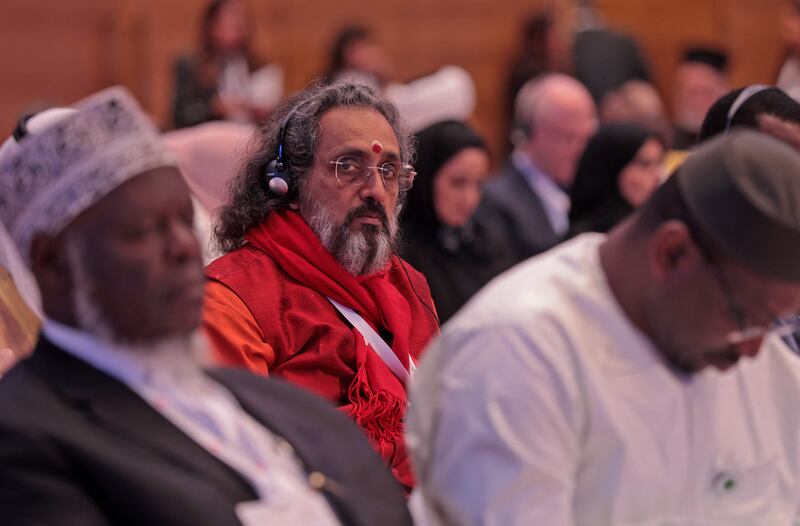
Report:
408,235,800,525
512,150,570,237
42,320,339,524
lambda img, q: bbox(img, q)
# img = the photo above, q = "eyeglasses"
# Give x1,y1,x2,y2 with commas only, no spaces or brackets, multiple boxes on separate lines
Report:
726,316,800,345
327,155,416,191
692,232,800,345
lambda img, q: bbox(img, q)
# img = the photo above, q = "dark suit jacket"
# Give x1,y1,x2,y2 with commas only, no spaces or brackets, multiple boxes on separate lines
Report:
573,28,652,104
172,56,219,129
478,161,562,265
0,338,412,526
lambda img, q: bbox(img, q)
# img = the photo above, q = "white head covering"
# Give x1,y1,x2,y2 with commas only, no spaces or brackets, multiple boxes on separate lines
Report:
0,86,176,265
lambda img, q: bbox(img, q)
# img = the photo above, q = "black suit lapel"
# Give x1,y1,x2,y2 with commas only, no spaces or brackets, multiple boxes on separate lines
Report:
27,339,256,501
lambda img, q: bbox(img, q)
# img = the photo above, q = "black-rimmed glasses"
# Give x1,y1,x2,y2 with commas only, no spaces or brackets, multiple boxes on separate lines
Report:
691,231,800,345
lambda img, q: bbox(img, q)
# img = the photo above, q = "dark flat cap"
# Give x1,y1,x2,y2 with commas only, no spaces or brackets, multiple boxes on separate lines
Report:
677,130,800,282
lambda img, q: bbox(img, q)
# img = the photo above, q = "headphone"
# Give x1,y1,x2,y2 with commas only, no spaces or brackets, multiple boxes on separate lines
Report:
724,84,771,134
264,108,299,196
12,114,35,142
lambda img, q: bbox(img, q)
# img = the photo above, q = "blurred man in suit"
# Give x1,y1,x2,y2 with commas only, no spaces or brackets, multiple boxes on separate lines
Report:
480,73,597,263
672,47,730,150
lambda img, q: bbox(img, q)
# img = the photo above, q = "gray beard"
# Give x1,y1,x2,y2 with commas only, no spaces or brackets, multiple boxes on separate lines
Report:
302,200,400,276
64,236,207,360
65,236,116,343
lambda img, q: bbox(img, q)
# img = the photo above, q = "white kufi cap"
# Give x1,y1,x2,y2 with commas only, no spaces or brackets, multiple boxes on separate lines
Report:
0,86,177,265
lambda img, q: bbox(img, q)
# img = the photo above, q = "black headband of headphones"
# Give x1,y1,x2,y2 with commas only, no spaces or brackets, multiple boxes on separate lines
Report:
263,106,301,196
724,85,771,134
12,114,35,142
274,107,297,165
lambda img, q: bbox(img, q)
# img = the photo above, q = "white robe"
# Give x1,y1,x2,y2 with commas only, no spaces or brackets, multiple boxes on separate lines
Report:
407,234,800,525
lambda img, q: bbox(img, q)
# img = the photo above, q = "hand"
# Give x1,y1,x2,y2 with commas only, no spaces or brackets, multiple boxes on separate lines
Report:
757,114,800,151
0,348,17,377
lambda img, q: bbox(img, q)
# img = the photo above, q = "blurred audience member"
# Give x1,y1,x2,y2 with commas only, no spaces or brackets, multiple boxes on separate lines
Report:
505,11,562,141
0,266,38,372
409,131,800,525
699,85,800,142
480,73,597,263
323,25,476,132
777,0,800,101
0,203,41,374
569,123,664,236
0,222,39,318
163,121,253,213
600,79,672,147
386,66,476,133
163,121,254,262
399,121,515,324
325,25,393,89
203,82,439,490
172,0,283,128
672,47,729,149
0,87,411,526
572,0,652,104
667,85,800,188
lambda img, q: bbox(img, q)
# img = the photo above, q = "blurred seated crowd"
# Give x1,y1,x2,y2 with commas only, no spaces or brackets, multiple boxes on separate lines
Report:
5,0,800,524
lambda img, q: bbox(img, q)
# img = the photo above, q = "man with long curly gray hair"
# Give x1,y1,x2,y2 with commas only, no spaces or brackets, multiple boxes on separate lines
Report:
203,81,440,490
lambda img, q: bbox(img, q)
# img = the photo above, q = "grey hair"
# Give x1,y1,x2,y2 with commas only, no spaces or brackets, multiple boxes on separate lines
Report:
512,73,591,145
214,80,415,254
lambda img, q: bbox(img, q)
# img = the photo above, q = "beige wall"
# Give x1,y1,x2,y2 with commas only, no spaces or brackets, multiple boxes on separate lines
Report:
0,0,787,159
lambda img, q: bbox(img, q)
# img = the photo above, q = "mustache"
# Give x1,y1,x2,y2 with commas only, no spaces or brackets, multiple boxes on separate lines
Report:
344,201,390,230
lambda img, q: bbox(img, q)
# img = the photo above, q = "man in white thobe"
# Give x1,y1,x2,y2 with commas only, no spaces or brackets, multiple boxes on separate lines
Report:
408,130,800,525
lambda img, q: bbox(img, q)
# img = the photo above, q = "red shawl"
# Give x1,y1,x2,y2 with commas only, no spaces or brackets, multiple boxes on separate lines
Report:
212,209,439,488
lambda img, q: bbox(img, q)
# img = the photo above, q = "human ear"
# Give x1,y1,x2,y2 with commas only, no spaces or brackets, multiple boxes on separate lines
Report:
647,220,700,280
29,233,72,298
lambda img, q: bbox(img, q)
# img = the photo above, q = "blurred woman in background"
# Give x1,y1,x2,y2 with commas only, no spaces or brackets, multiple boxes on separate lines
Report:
322,25,476,132
324,25,393,88
400,121,515,323
172,0,282,128
568,122,665,236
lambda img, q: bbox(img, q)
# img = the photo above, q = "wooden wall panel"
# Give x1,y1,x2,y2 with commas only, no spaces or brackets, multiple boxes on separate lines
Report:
0,0,788,160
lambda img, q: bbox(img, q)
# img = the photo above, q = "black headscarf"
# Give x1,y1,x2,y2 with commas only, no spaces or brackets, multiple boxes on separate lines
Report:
399,121,515,323
401,120,487,238
568,122,657,236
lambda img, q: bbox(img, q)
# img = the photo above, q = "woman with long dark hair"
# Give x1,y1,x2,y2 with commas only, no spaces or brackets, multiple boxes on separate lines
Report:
172,0,282,128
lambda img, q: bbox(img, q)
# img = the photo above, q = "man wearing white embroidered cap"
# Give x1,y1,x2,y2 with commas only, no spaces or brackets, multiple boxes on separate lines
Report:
0,87,411,526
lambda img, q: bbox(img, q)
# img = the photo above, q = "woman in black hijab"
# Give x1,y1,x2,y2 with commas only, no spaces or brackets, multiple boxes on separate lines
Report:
568,122,665,236
400,121,515,323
